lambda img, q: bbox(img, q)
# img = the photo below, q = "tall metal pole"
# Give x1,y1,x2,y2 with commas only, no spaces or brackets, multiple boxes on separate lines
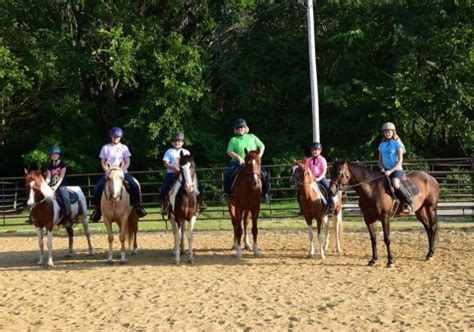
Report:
307,0,320,142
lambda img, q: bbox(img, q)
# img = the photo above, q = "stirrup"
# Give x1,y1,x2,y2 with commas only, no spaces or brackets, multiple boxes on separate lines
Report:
91,210,101,222
136,206,147,218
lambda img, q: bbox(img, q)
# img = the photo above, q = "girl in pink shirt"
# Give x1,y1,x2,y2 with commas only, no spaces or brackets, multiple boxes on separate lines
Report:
304,142,333,212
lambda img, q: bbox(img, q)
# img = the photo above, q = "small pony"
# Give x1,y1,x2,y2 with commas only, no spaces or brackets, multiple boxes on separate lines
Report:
101,165,137,265
167,152,200,264
24,169,93,266
289,161,343,258
228,149,263,258
329,160,440,267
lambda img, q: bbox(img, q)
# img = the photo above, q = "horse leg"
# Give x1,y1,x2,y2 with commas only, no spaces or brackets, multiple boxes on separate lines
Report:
365,220,378,266
243,211,251,251
251,209,260,257
316,218,326,260
65,226,74,257
170,217,182,264
36,227,44,266
307,222,315,258
333,208,343,253
323,214,330,251
46,230,54,267
416,205,437,260
234,210,244,258
104,220,114,265
188,216,197,264
180,221,186,254
118,218,127,265
381,215,394,268
80,214,94,255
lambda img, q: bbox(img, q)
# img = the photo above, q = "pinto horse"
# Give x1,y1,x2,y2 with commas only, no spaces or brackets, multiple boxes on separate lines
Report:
329,160,440,267
168,152,199,264
289,161,343,258
228,149,263,258
24,169,93,266
101,166,134,265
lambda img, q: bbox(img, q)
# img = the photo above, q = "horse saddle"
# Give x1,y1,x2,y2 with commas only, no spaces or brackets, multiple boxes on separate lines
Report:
55,190,79,205
384,176,419,198
311,181,331,207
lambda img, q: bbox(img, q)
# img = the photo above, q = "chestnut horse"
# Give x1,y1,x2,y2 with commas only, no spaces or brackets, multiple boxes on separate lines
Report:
24,169,93,266
101,166,134,265
168,152,199,264
329,160,440,267
228,149,263,258
289,161,343,258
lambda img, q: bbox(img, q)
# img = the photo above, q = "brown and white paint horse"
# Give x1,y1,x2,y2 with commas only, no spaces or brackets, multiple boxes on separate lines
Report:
101,166,134,265
289,161,343,259
167,152,199,264
25,169,93,266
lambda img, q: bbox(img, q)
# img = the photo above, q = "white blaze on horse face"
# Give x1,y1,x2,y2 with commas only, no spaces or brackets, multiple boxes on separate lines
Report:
27,181,36,206
181,163,194,193
111,170,124,200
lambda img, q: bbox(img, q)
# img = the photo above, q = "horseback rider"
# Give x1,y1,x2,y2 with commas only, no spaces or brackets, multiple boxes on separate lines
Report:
304,142,334,213
378,122,414,212
45,146,72,227
90,127,147,222
223,118,270,203
160,132,206,215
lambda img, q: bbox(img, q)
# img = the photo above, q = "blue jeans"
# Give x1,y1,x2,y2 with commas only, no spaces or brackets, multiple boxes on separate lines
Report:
319,177,330,192
160,173,177,200
56,186,71,217
93,173,141,210
223,163,269,196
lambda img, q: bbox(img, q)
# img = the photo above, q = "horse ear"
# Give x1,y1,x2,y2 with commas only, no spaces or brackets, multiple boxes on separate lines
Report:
180,150,184,158
24,168,29,175
244,148,248,155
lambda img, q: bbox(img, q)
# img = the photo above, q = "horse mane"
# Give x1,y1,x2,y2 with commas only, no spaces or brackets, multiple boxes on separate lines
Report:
347,161,381,181
180,153,195,167
245,150,261,163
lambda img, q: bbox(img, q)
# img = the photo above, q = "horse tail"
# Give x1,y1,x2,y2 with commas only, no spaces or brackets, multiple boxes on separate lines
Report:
127,209,138,249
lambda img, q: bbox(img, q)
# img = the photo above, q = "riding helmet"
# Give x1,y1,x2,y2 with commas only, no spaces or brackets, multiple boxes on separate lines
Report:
171,132,185,141
381,122,396,131
49,146,61,154
234,118,247,128
310,142,322,150
109,127,124,137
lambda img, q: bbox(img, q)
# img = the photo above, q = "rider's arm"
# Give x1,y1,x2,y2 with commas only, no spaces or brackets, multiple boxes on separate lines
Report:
164,161,180,172
228,151,244,165
315,158,327,182
101,158,109,172
122,156,131,171
45,170,51,184
54,167,67,189
258,145,265,159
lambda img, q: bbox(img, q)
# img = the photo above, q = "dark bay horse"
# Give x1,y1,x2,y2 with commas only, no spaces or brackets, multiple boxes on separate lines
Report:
289,161,343,258
168,152,199,264
228,149,263,258
24,169,93,266
329,160,440,267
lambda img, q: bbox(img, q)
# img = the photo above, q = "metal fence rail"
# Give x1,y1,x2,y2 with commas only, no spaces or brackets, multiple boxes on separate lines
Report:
1,157,473,226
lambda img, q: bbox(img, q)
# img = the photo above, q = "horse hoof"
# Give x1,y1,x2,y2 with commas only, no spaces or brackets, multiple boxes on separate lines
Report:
106,260,113,266
88,251,94,256
368,260,377,267
387,262,395,268
308,254,315,259
188,258,195,264
64,253,72,258
119,260,127,265
426,256,433,261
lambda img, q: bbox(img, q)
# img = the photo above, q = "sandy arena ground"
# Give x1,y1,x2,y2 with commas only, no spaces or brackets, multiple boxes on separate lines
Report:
0,226,473,331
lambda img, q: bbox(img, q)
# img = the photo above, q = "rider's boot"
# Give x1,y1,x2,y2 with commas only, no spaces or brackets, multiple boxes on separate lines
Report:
396,187,414,213
160,198,169,216
91,209,101,222
197,194,207,212
63,214,73,228
135,205,147,218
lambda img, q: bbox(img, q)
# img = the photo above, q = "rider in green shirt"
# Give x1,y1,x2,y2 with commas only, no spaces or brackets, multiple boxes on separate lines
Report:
223,118,270,203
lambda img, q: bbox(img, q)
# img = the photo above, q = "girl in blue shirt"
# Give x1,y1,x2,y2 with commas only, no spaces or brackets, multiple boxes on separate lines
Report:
378,122,413,211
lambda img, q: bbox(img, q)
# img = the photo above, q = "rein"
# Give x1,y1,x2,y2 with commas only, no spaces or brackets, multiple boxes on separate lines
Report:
339,174,386,190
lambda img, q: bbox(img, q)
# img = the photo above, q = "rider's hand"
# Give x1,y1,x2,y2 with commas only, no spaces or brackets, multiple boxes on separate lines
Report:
238,158,245,165
385,170,392,177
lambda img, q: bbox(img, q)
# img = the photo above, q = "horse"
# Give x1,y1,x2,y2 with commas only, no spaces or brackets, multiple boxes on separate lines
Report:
24,169,93,266
167,152,200,264
228,149,263,258
328,160,440,267
289,161,344,258
100,165,135,265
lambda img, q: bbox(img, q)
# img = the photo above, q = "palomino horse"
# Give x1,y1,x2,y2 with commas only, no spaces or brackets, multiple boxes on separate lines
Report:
101,166,136,265
329,160,440,267
167,152,199,264
24,169,93,266
289,161,343,258
228,149,263,258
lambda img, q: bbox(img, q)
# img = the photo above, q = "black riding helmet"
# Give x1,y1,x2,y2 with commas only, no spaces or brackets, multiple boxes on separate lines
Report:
310,142,322,150
171,132,185,141
234,118,247,128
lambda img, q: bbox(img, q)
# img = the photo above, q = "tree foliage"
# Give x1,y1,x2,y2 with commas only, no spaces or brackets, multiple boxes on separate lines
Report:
0,0,471,176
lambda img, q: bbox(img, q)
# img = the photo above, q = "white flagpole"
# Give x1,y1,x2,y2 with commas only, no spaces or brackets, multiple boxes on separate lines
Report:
307,0,320,142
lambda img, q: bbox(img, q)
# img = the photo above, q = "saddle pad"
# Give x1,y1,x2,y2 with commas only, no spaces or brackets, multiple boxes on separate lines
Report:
310,181,328,205
401,178,419,197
